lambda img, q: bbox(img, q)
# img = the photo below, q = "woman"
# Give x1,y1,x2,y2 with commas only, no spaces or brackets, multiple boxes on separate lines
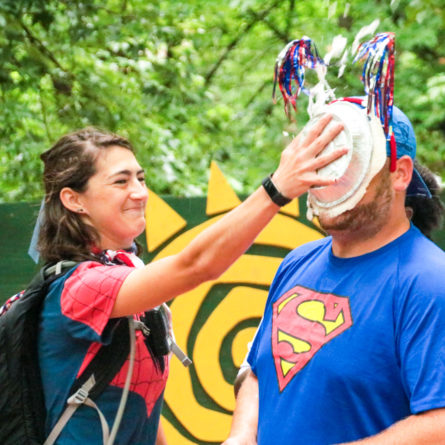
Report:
37,116,345,444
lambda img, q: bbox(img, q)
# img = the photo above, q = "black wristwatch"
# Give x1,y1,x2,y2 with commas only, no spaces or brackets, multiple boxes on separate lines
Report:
261,174,291,207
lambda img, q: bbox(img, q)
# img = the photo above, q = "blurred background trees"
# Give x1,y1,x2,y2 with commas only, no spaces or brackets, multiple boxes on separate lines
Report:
1,0,444,202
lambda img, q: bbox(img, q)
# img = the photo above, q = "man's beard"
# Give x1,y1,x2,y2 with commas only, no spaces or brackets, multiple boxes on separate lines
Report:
318,168,393,239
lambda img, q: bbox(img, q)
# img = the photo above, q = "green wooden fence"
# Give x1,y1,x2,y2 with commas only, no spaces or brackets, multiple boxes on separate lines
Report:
1,197,444,301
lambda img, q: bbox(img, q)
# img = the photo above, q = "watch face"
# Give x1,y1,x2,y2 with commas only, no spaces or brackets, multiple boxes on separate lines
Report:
304,101,386,217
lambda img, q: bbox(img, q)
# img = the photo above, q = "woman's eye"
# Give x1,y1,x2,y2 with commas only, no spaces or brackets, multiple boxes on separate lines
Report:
138,177,146,183
114,179,127,185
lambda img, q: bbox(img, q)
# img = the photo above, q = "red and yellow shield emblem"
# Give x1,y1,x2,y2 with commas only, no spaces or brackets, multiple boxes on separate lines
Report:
272,285,352,391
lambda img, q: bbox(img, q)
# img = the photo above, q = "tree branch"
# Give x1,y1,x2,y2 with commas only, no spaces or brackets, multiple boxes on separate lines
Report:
18,19,68,74
245,78,273,108
39,88,52,142
286,0,296,36
247,8,289,43
204,0,280,86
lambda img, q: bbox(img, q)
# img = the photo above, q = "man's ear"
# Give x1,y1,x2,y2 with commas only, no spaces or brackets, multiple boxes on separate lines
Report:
392,155,413,192
59,187,86,214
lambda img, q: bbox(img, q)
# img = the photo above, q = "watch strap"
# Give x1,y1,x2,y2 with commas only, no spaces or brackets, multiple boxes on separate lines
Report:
261,175,291,207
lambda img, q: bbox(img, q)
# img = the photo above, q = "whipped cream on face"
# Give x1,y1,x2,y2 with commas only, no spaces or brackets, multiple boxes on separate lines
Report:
304,100,387,220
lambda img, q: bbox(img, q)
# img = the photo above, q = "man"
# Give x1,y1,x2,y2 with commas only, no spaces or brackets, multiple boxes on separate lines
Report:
224,101,445,445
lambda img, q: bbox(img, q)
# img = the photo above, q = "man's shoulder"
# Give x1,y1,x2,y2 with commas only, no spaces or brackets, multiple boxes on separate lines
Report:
398,227,445,284
403,227,445,265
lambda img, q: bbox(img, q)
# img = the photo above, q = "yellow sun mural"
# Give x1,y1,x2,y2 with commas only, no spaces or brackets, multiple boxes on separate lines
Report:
145,162,324,444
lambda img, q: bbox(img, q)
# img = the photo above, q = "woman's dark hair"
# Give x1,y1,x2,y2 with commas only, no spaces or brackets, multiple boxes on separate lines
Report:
406,161,444,239
38,127,139,263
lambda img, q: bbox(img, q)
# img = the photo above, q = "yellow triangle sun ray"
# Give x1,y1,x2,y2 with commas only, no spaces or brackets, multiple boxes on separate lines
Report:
145,189,187,252
206,161,241,216
280,199,300,217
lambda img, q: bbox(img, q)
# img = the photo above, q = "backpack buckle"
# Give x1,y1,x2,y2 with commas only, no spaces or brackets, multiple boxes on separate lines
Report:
67,375,96,405
67,387,89,405
134,320,151,337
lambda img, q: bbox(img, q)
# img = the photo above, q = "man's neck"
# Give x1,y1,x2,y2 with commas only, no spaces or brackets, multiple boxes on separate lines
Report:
329,211,411,258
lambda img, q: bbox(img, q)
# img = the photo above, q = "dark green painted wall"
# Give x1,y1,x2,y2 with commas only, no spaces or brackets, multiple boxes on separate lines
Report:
1,197,444,303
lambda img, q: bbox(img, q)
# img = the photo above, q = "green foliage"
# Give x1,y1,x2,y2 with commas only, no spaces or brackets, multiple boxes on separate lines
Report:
0,0,444,202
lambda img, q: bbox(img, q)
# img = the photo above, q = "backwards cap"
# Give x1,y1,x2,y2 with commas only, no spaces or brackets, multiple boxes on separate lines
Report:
390,104,431,198
342,96,431,198
303,97,431,220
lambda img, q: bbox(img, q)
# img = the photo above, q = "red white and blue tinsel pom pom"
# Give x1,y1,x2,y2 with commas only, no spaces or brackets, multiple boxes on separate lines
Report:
273,32,397,170
273,37,325,117
353,32,396,170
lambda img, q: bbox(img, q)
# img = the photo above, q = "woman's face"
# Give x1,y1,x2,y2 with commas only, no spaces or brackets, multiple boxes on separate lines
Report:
78,145,149,250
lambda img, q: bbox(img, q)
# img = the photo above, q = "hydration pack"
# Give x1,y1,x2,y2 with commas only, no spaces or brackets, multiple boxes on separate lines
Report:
0,261,131,445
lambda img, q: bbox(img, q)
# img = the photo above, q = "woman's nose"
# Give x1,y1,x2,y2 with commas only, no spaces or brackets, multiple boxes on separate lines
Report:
130,179,149,200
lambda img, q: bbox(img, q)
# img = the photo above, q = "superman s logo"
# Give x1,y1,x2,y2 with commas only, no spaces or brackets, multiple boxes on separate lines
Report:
272,285,352,391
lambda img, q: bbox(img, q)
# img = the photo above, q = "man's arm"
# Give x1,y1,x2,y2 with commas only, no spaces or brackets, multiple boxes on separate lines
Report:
227,375,445,445
223,370,259,445
338,407,445,445
234,367,250,398
155,420,168,445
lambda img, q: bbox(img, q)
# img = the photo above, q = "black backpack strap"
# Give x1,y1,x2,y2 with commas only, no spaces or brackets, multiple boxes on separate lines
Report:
44,318,133,445
45,259,130,401
43,261,78,281
69,317,131,399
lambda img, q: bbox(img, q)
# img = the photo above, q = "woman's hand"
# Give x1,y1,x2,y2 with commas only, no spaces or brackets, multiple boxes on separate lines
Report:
271,114,346,200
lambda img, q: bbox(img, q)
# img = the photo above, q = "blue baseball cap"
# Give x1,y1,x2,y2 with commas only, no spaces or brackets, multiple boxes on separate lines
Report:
338,97,432,198
389,105,431,198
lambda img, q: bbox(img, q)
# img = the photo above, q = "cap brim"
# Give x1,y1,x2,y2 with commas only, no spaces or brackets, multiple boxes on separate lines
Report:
407,168,432,198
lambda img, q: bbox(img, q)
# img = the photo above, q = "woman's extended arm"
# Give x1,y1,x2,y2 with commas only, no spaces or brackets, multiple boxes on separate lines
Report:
112,114,346,317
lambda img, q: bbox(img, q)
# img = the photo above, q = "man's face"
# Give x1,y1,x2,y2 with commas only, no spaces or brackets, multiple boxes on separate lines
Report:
318,163,393,239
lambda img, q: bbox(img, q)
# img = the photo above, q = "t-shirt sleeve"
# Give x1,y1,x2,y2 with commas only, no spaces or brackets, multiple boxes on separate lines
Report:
247,311,268,375
238,318,262,378
396,272,445,414
60,261,134,343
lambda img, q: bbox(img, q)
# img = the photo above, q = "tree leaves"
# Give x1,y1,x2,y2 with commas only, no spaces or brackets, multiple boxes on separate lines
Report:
0,0,444,203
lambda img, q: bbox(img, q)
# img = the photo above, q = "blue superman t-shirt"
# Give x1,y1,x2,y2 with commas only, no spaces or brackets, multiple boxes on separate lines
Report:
248,225,445,445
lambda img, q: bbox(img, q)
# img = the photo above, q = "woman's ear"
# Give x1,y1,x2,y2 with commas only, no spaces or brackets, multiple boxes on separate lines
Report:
392,155,414,193
59,187,86,214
